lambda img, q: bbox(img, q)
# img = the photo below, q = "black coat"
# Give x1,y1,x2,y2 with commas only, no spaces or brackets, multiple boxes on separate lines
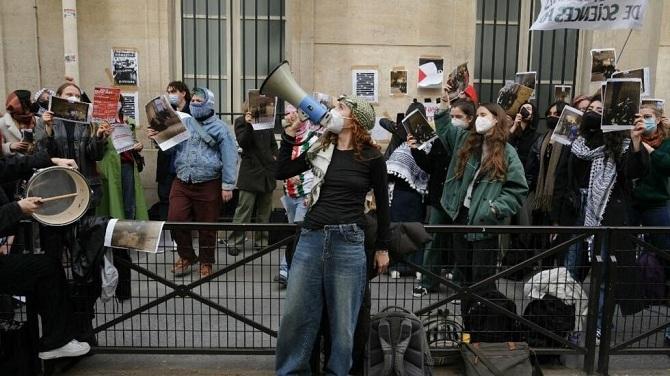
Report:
410,140,450,208
510,125,541,168
234,116,278,193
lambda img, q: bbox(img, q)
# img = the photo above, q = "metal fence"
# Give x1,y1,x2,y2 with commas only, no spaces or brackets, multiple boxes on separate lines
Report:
3,223,670,374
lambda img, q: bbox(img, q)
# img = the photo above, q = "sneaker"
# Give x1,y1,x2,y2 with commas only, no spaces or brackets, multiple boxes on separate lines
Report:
171,258,194,276
595,328,601,346
39,339,90,360
412,286,429,297
200,263,213,278
274,273,288,288
390,270,400,279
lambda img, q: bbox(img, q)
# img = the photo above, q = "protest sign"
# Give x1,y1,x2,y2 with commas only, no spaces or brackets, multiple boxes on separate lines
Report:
402,109,437,150
530,0,648,31
110,123,136,153
445,62,470,101
112,47,139,86
612,67,651,97
418,57,444,89
390,68,408,96
49,96,91,124
248,89,276,130
602,78,642,132
145,95,190,150
352,67,378,103
92,87,121,123
551,106,583,145
497,82,534,116
554,85,573,103
591,49,617,82
121,92,139,124
515,71,537,90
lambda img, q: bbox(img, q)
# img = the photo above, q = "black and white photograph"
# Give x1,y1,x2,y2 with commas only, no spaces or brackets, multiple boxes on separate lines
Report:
48,95,91,124
497,81,534,116
445,62,469,101
554,85,573,103
590,48,616,82
402,108,437,150
105,219,164,254
112,47,139,86
602,78,642,132
352,67,379,103
248,89,276,130
390,68,408,96
612,67,651,97
145,95,190,150
551,105,583,146
515,71,537,90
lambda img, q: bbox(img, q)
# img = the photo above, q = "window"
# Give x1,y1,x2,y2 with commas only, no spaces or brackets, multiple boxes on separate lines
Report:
181,0,286,124
475,0,579,117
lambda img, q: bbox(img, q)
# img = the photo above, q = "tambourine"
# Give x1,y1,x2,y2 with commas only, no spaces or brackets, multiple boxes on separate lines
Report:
25,166,91,226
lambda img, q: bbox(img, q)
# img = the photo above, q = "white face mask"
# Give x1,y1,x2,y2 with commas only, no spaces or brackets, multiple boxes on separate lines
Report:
452,118,468,129
475,116,495,134
326,109,351,134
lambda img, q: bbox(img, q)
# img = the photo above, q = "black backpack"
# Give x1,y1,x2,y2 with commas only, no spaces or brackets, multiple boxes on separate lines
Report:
421,309,462,366
366,307,433,376
522,294,575,349
462,289,521,343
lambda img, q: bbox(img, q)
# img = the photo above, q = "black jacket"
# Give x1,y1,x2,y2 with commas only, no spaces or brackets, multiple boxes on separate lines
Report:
234,116,278,193
510,125,541,168
410,140,450,208
0,151,52,235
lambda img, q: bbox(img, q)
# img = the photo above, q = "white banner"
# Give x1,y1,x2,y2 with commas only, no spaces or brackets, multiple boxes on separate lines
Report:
530,0,648,31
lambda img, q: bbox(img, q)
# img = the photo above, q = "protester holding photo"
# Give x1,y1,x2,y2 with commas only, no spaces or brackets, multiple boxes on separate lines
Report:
410,99,475,297
274,96,390,375
435,100,528,289
147,87,238,278
509,102,540,168
626,105,670,345
223,102,278,255
1,90,37,157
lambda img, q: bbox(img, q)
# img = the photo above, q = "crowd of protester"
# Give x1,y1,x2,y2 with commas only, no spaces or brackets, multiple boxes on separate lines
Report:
0,73,669,373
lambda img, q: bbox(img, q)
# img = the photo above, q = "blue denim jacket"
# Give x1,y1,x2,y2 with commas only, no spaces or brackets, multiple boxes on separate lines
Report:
173,113,238,190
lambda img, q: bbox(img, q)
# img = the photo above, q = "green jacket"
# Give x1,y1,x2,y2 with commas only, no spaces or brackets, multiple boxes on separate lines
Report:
96,125,148,220
435,109,528,241
627,138,670,210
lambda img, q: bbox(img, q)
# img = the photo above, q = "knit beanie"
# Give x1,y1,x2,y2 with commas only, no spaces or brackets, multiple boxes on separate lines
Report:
339,96,375,131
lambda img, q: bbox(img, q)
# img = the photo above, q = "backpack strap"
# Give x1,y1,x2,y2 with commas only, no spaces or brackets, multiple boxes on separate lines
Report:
463,343,505,376
378,319,394,376
394,318,413,375
191,119,217,148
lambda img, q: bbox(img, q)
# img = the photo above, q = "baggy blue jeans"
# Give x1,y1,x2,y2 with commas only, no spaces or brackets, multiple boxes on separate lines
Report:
276,224,367,376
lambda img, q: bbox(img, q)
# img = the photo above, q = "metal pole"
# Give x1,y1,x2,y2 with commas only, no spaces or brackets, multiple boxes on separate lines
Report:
61,0,80,83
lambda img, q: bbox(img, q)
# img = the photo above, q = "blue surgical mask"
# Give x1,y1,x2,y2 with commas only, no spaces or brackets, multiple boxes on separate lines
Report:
644,117,657,135
168,94,180,106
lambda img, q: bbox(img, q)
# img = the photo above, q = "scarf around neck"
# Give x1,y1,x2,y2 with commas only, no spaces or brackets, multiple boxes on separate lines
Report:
571,136,629,227
533,131,563,212
386,143,429,195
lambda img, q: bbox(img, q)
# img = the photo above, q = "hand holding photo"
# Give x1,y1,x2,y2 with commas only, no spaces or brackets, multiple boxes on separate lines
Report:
145,95,189,150
497,82,533,117
602,78,642,132
551,106,583,146
515,71,537,91
446,62,470,101
49,96,92,124
590,49,616,82
401,109,437,150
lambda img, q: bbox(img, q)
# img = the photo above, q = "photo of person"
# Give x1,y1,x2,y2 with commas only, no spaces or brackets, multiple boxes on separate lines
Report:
48,96,91,124
145,95,189,150
602,78,642,132
590,48,616,82
247,89,276,130
515,71,537,90
551,105,583,146
390,69,408,95
554,85,573,103
445,62,470,101
497,81,533,116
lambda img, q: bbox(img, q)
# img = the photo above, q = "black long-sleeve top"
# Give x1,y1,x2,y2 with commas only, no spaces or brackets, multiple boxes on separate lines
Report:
410,139,450,208
275,135,391,250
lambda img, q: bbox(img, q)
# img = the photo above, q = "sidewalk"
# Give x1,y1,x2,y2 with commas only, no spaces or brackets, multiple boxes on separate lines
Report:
63,354,670,375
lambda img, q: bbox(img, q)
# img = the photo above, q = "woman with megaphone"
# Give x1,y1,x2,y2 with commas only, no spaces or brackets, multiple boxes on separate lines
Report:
274,95,390,375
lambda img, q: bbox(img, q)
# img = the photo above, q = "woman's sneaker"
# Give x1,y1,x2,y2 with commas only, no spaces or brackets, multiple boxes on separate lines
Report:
412,286,429,297
39,339,91,360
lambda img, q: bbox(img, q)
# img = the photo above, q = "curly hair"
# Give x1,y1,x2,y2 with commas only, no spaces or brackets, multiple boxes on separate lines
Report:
455,103,510,181
320,120,380,160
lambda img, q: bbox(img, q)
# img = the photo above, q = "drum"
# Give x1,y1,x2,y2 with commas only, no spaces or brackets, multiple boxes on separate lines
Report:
25,166,91,226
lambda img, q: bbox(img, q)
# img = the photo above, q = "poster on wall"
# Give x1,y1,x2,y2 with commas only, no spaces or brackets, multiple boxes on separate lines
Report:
121,92,139,124
112,47,139,86
418,57,444,89
390,68,408,96
352,67,379,103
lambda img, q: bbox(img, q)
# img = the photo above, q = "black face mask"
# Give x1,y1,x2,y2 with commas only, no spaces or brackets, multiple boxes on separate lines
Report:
520,107,531,120
581,110,602,132
546,116,559,129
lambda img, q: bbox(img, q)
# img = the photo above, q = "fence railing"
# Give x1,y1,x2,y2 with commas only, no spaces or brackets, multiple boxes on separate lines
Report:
3,222,670,374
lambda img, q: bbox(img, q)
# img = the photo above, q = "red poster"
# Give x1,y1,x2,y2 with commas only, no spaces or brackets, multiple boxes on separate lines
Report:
92,87,121,122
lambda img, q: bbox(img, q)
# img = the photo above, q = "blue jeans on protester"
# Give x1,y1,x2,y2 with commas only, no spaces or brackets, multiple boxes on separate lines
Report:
565,189,588,281
278,195,309,280
121,162,136,219
276,224,367,376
